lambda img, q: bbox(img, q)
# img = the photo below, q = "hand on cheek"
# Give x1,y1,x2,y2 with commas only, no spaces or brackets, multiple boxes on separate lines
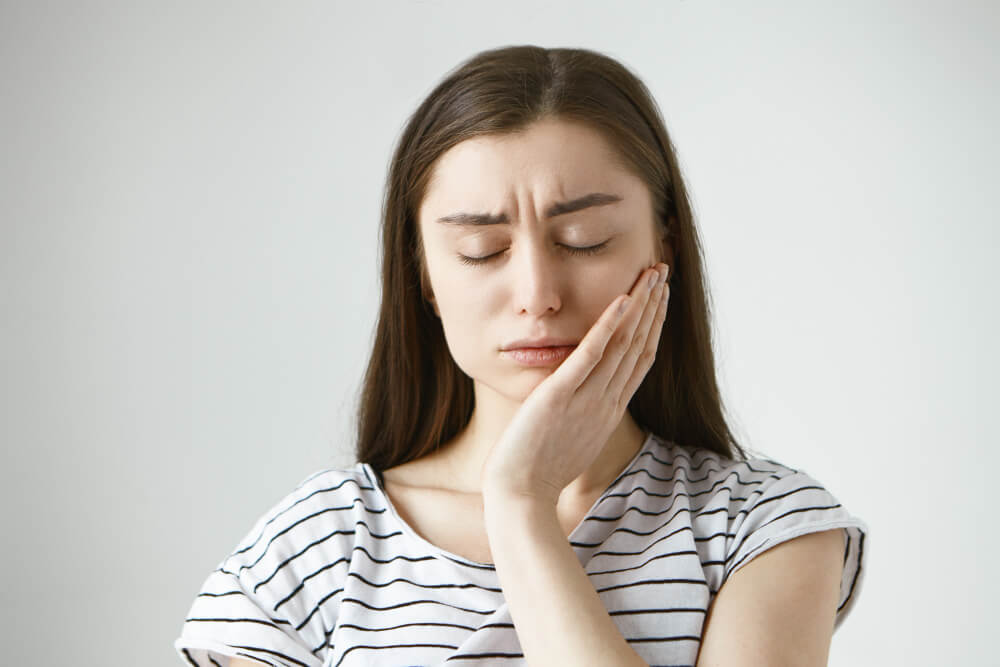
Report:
480,261,671,504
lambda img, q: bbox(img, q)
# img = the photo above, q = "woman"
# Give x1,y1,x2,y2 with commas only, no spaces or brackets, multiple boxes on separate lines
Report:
176,46,868,666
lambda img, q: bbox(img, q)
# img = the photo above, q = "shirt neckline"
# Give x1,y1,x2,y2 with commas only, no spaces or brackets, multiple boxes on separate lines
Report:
361,430,656,568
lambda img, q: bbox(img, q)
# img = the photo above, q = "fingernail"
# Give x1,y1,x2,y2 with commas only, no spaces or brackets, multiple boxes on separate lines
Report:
648,271,658,289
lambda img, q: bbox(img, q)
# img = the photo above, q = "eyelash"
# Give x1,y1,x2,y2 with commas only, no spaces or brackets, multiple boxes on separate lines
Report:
457,241,611,266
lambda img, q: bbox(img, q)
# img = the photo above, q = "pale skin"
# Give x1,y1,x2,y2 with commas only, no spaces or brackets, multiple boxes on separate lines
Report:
414,117,672,507
229,117,845,666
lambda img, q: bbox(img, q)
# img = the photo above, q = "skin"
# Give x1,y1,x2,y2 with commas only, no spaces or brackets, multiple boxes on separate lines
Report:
228,117,842,667
416,116,673,506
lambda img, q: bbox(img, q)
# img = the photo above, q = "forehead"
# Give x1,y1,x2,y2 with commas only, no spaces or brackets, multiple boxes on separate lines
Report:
419,118,644,220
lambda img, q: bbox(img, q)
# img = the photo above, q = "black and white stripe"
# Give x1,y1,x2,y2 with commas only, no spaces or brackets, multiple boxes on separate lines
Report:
175,432,868,666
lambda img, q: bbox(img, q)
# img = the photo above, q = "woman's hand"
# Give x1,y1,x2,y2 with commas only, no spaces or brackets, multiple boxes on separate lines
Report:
480,262,671,506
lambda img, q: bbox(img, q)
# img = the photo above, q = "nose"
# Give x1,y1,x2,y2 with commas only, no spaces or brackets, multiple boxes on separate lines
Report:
510,236,563,317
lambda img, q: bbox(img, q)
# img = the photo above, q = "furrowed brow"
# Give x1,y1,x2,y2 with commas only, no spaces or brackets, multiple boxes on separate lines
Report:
435,192,623,227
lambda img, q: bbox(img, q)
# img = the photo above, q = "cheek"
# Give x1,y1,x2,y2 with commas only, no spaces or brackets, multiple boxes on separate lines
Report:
580,263,639,310
435,284,483,317
434,292,486,355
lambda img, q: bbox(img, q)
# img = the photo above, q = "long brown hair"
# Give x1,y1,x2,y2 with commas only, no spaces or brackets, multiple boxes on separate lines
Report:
354,45,750,473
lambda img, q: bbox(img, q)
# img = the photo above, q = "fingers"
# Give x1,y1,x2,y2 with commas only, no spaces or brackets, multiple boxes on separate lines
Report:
608,263,667,399
582,263,663,397
547,261,670,402
547,291,630,395
619,271,669,403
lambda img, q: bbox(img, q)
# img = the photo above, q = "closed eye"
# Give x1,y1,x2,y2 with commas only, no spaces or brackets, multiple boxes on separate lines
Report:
457,240,611,267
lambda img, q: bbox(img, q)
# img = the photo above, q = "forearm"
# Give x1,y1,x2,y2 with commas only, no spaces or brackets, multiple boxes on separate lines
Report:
482,492,647,666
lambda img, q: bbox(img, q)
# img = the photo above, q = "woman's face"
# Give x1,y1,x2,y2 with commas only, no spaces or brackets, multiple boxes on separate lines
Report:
418,116,665,401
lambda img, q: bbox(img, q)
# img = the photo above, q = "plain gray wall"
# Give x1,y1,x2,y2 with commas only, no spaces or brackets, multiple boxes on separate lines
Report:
2,1,996,665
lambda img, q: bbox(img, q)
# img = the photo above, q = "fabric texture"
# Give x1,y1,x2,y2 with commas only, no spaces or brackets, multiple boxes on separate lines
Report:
175,432,868,666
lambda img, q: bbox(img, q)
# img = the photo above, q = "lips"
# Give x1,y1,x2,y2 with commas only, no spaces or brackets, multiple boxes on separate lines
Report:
501,345,576,366
500,337,579,351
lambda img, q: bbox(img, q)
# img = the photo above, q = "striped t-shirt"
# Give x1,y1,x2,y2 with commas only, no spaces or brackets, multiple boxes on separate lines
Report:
175,431,868,667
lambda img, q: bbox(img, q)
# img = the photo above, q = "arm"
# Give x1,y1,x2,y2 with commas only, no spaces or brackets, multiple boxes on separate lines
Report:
695,528,846,667
483,492,647,666
478,266,667,665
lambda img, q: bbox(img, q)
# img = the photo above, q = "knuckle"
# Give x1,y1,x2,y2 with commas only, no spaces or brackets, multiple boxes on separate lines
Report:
580,346,601,366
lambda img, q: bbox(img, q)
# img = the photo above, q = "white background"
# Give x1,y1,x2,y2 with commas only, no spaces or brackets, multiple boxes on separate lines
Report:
2,1,995,664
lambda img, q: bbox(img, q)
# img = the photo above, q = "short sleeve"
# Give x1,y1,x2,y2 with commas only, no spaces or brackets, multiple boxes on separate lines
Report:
724,469,869,631
174,565,324,667
173,475,343,667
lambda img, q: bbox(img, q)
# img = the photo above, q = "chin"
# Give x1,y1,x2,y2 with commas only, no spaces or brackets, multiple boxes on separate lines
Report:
472,371,545,403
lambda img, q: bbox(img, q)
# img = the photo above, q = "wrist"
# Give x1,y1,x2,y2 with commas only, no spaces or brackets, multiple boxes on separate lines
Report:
481,474,563,507
482,487,559,522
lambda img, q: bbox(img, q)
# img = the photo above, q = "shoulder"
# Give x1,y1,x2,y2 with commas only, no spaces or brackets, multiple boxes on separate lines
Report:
645,435,802,506
257,464,374,525
222,464,378,573
176,465,374,667
653,438,839,527
648,436,869,630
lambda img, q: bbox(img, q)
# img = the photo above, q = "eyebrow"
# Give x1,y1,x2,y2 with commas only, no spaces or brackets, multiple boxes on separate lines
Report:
435,192,623,226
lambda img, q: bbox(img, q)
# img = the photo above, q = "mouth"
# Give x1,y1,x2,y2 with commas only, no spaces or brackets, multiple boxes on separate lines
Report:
500,345,576,366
